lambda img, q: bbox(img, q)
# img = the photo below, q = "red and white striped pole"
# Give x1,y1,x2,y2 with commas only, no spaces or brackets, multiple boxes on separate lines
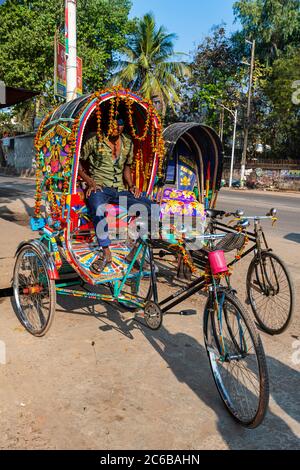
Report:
66,0,77,102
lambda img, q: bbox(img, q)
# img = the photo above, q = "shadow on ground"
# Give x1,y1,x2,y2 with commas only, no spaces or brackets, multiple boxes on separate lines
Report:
0,197,34,226
34,290,300,450
284,233,300,244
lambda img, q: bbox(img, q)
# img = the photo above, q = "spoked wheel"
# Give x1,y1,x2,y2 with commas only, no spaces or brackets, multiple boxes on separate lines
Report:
247,252,294,335
204,290,269,428
13,245,56,336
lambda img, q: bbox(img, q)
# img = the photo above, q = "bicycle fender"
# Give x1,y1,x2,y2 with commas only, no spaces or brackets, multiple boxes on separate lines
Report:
15,240,59,280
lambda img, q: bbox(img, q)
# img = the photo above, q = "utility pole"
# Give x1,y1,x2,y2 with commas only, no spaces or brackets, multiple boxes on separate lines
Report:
229,109,238,188
240,39,255,187
218,104,238,188
66,0,77,102
219,107,225,142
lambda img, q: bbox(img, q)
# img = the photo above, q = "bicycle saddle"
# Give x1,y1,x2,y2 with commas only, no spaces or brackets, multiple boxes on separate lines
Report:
206,209,226,219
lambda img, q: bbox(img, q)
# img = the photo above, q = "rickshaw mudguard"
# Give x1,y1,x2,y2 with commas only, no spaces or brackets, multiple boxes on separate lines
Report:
15,240,60,280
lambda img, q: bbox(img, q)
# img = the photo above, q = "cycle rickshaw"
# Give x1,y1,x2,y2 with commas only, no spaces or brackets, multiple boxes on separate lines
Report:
13,88,269,428
158,123,294,335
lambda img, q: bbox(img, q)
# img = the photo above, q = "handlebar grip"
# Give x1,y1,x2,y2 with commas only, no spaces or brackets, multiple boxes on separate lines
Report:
266,208,277,217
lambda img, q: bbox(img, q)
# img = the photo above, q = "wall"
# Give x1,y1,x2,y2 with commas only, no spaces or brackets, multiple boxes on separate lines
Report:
1,133,35,176
2,134,300,191
223,167,300,191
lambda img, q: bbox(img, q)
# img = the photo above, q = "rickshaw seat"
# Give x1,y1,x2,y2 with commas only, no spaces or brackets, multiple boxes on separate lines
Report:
68,192,129,238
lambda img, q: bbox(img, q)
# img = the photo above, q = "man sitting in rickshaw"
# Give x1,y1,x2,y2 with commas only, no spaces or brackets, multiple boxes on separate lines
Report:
78,118,153,274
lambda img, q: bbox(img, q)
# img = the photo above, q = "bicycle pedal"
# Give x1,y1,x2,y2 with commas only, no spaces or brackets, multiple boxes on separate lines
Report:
180,310,197,316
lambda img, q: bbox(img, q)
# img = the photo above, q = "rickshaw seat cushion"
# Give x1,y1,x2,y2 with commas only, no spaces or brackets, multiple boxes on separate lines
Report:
162,188,197,203
160,200,205,218
160,188,206,219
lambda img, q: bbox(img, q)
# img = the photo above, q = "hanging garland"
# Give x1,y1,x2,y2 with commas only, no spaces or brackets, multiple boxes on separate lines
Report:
34,109,55,218
95,99,103,151
96,86,165,176
47,177,61,220
125,94,152,141
33,86,165,222
107,97,118,136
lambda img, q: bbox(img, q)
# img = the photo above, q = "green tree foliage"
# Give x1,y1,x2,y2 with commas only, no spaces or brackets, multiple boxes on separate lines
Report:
265,53,300,112
232,0,300,159
176,1,300,161
112,12,190,114
233,0,300,63
262,52,300,158
0,111,15,137
0,0,133,100
77,0,135,91
177,26,245,127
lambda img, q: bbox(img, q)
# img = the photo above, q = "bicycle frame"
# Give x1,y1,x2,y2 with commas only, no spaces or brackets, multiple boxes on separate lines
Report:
53,237,156,309
210,219,267,268
210,216,281,297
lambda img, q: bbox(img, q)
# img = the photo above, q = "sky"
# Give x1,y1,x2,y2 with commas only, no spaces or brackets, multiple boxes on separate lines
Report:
0,0,238,56
129,0,238,57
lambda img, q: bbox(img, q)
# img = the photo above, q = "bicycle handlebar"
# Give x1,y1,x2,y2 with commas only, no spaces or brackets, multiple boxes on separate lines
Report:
207,208,278,222
234,208,278,222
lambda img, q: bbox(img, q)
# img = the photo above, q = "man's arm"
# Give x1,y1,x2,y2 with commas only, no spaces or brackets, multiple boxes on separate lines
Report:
123,139,141,198
123,164,133,188
80,136,99,197
78,162,93,185
124,164,141,198
79,163,98,197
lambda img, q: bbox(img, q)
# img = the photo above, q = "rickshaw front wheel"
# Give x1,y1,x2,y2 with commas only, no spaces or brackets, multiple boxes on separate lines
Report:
13,245,56,337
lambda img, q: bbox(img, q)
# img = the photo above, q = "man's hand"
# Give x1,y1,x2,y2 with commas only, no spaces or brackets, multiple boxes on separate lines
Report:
130,185,142,199
86,178,98,198
79,163,100,197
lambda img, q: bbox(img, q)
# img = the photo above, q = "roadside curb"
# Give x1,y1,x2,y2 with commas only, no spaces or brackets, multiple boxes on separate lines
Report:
221,188,300,198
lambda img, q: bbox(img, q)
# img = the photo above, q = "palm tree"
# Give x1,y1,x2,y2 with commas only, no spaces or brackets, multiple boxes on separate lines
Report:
112,13,190,114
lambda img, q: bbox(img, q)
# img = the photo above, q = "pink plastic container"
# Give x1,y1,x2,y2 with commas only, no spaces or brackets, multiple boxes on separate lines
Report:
208,250,228,275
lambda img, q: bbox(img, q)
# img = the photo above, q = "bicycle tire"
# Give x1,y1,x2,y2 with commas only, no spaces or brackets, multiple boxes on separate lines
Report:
13,245,56,337
247,251,294,335
203,289,269,428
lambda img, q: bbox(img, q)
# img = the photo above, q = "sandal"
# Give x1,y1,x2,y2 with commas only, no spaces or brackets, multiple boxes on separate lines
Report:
90,255,111,275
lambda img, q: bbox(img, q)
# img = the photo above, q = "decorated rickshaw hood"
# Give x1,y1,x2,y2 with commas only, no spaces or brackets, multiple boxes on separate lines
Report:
162,122,224,208
33,87,165,221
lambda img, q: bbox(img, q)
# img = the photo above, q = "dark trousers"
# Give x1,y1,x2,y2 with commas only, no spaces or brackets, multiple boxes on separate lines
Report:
87,187,153,248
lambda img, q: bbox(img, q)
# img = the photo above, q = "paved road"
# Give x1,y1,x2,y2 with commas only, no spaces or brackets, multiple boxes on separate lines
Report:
0,175,35,199
0,175,299,450
0,176,299,238
217,189,300,242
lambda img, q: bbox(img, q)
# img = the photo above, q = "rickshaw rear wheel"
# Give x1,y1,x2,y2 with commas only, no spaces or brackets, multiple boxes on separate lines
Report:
246,251,294,335
13,245,56,337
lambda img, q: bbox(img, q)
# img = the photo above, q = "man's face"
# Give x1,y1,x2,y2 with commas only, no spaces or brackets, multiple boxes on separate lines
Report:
111,120,124,137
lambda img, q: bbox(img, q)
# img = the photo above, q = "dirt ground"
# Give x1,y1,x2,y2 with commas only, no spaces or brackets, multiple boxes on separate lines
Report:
0,193,299,450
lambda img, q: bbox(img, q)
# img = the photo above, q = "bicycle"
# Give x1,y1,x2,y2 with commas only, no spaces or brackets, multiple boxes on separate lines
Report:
206,208,295,335
158,232,269,428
